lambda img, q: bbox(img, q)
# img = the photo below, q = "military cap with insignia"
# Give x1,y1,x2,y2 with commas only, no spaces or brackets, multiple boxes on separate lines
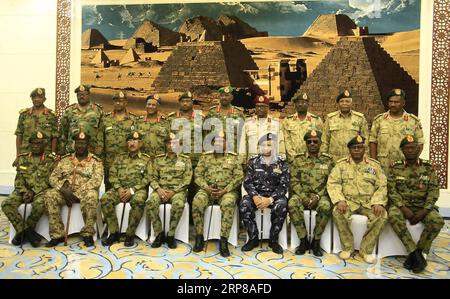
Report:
254,95,270,106
400,135,417,148
30,88,46,98
112,91,127,100
303,129,322,141
218,86,235,94
292,92,309,102
178,91,193,101
347,135,365,148
258,132,277,145
127,131,143,141
146,94,161,104
74,84,91,93
336,90,352,102
29,131,46,142
72,130,90,141
386,88,406,100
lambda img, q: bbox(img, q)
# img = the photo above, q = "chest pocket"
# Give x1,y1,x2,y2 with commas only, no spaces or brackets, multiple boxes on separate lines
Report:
362,173,376,184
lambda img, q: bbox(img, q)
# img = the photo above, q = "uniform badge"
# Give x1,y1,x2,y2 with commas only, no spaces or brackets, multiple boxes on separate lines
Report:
258,96,265,102
79,132,86,139
37,88,43,95
302,93,308,100
170,132,176,139
119,91,125,98
19,166,28,170
344,90,350,97
187,91,192,98
79,85,85,92
406,135,414,142
356,135,363,143
224,87,230,93
311,130,317,137
105,126,113,131
133,131,139,139
366,167,376,175
394,89,402,96
37,131,43,139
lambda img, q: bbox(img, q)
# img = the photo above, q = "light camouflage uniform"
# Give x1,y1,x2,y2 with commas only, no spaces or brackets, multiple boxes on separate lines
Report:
135,114,170,160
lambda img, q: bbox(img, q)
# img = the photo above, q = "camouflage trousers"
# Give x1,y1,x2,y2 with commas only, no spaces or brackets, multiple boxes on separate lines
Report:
333,205,387,254
100,189,147,236
1,190,46,233
239,195,288,240
44,188,98,239
388,205,444,254
192,189,238,238
146,190,186,237
288,194,331,240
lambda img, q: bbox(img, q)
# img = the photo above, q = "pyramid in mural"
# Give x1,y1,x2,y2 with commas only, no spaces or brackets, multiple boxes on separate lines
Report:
303,14,360,38
152,40,258,92
82,28,111,50
120,48,141,65
283,36,419,122
179,16,223,42
90,49,110,66
124,19,182,49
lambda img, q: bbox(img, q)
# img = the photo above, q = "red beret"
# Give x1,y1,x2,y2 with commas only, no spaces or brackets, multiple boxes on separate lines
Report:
254,95,270,106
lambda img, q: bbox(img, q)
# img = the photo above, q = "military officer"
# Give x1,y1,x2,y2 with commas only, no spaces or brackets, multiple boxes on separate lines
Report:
370,88,425,175
327,135,387,263
288,130,334,256
322,90,369,161
146,134,193,249
59,84,104,157
136,94,170,160
14,88,58,166
2,131,56,247
101,91,137,190
240,133,290,254
282,92,323,163
45,131,103,247
192,131,244,257
101,131,150,247
388,135,444,273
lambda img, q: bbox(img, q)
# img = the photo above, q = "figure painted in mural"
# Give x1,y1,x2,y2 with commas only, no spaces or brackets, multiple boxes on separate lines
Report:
192,131,244,257
240,133,290,254
369,88,425,175
282,93,324,164
101,91,137,190
322,90,369,161
13,88,58,167
327,135,387,263
59,84,104,157
101,131,150,247
145,133,193,249
288,130,334,256
2,131,56,247
387,135,444,273
44,131,103,247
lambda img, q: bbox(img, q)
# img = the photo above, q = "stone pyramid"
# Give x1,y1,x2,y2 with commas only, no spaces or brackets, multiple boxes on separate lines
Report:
283,36,419,123
91,49,110,65
124,19,182,48
82,28,110,50
303,14,358,38
120,48,141,65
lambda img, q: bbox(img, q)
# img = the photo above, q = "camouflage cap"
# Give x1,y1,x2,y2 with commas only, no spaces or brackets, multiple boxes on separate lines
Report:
218,86,235,94
292,92,309,103
178,91,193,101
303,129,322,141
74,84,91,93
146,94,161,104
386,88,406,101
127,130,143,141
400,135,417,148
258,132,277,145
336,90,352,102
28,131,46,142
72,130,90,141
112,91,127,100
347,135,365,148
30,88,46,98
254,95,270,106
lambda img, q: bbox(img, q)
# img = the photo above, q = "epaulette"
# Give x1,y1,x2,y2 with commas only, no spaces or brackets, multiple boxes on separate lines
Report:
47,153,56,159
141,153,150,158
105,112,112,116
392,160,404,167
286,114,295,119
19,108,28,114
373,113,384,121
234,106,243,111
320,152,332,158
409,113,420,121
336,157,347,163
94,103,103,109
129,112,137,117
18,152,30,157
368,157,381,164
179,153,190,159
155,153,165,158
420,159,433,167
310,113,319,119
61,153,72,159
226,152,238,156
160,114,167,120
209,105,217,110
327,111,339,118
352,111,364,117
91,154,102,162
167,112,176,117
48,109,56,115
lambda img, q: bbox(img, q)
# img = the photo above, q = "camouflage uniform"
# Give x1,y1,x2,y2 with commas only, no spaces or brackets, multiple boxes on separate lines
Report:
327,156,387,254
193,151,243,238
282,113,323,163
45,153,103,239
100,152,150,236
146,153,192,237
289,152,334,240
322,110,369,160
388,159,444,254
370,111,425,175
240,155,290,241
59,103,104,156
135,114,170,160
15,107,58,154
2,153,56,234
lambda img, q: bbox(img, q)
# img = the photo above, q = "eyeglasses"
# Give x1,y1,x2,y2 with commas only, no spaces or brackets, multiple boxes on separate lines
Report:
306,140,320,144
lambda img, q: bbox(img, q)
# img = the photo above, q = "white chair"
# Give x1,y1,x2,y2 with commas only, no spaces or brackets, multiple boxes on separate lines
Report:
377,222,425,258
290,210,333,253
332,214,377,254
203,204,239,247
149,202,190,244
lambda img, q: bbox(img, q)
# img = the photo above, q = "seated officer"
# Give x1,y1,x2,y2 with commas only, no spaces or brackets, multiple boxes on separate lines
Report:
192,131,244,257
327,135,387,263
288,130,334,256
2,131,56,247
146,133,193,249
239,133,290,254
388,135,444,273
101,131,150,247
44,131,103,247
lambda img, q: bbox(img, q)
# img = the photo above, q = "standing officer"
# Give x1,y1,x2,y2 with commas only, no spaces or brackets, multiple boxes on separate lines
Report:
288,130,334,256
101,131,150,247
388,135,444,273
14,88,58,166
282,93,323,163
59,84,104,157
192,131,244,257
322,90,369,161
101,91,137,190
240,133,290,254
146,134,193,249
2,131,56,247
45,131,103,247
327,135,387,263
370,88,425,175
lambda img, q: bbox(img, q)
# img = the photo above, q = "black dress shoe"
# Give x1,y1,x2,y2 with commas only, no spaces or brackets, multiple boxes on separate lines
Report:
102,233,120,246
311,239,323,257
166,235,177,249
193,235,204,252
25,228,41,248
269,241,283,254
12,231,25,246
151,232,165,248
404,251,415,270
124,235,135,247
241,237,259,252
219,237,230,257
412,249,427,273
83,236,94,247
295,237,310,255
45,237,64,247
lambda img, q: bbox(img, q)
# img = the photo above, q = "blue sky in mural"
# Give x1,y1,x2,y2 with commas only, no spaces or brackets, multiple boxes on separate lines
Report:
82,0,421,40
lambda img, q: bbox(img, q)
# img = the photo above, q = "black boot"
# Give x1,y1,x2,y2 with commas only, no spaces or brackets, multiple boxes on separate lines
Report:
83,236,94,247
269,240,283,254
295,237,310,255
193,235,204,252
219,237,230,257
124,235,135,247
45,237,64,247
102,232,120,246
311,239,323,257
25,228,41,248
241,237,259,252
166,235,177,249
404,251,416,270
412,249,427,273
12,231,25,246
151,232,165,248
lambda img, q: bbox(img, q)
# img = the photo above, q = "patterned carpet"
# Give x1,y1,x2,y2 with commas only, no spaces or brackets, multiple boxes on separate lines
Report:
0,197,449,279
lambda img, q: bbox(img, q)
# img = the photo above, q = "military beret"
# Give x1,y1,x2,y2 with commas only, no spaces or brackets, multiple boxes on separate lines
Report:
74,84,91,93
112,91,127,100
292,92,309,103
386,88,406,100
303,129,322,141
72,130,90,141
127,131,142,141
218,86,235,94
178,91,193,101
347,135,365,148
30,88,46,98
258,132,277,145
400,135,417,148
336,90,351,102
28,131,46,142
146,94,161,104
254,95,270,106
